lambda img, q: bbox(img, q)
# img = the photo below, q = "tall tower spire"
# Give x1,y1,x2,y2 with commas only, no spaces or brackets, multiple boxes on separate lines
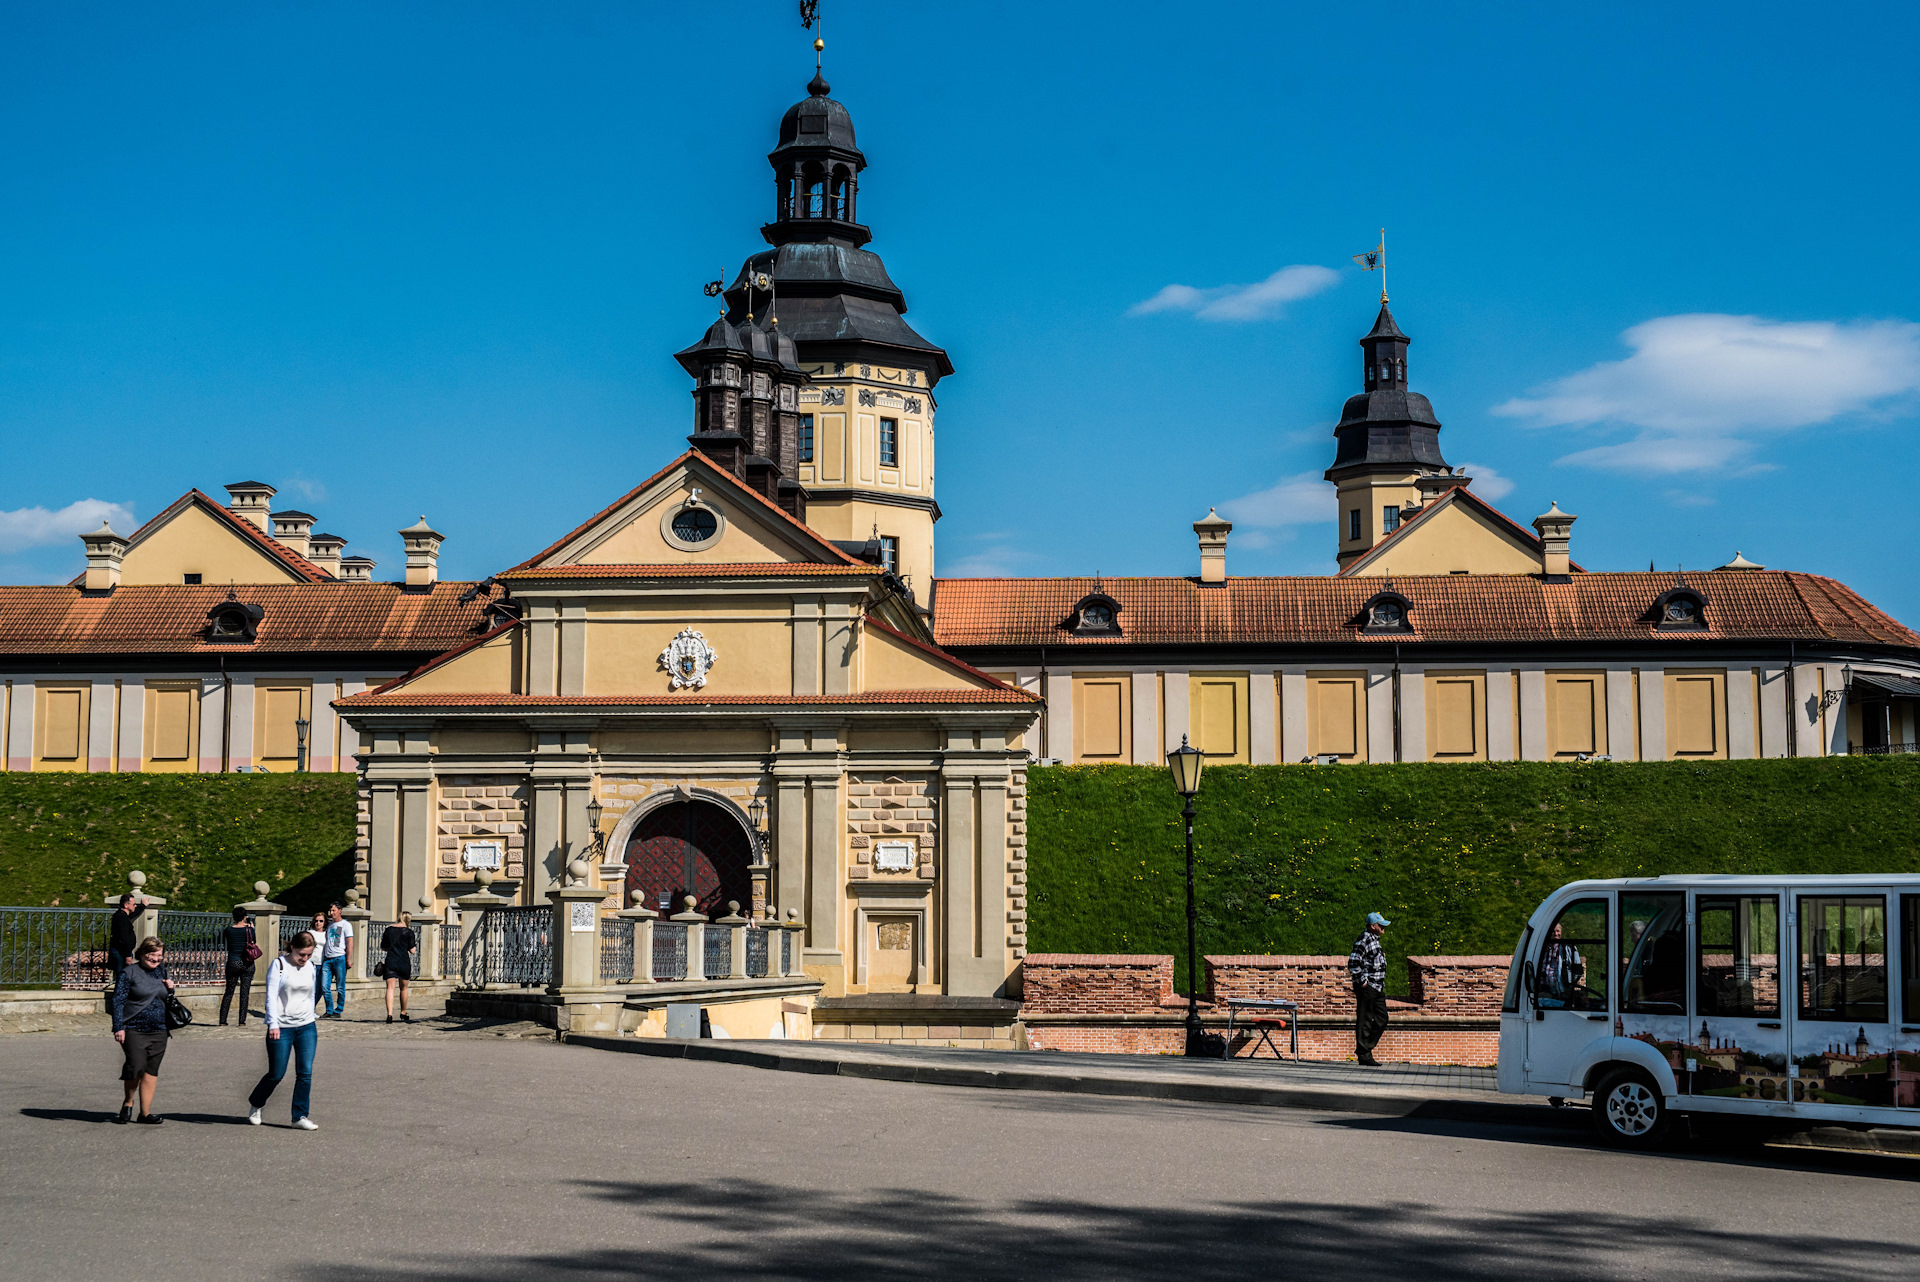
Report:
1324,302,1458,569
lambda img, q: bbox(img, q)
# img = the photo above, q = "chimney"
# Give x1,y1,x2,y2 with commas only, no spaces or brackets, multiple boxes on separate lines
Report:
1193,508,1232,584
80,521,129,591
337,555,376,582
269,510,315,558
223,481,276,531
399,516,443,588
1533,501,1576,579
307,533,346,577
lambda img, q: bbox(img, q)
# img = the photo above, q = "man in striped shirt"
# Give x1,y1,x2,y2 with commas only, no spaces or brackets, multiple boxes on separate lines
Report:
1349,911,1391,1066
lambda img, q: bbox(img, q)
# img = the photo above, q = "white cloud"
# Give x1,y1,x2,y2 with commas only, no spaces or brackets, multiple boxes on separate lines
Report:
1493,313,1920,474
0,499,137,555
1128,265,1340,323
1455,463,1515,502
1219,471,1337,529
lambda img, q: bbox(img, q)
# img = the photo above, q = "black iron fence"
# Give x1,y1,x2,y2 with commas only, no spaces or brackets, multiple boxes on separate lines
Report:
601,916,634,984
0,907,116,989
156,910,230,986
1850,741,1920,755
653,922,688,981
461,906,552,988
746,926,770,978
442,921,461,979
703,924,733,980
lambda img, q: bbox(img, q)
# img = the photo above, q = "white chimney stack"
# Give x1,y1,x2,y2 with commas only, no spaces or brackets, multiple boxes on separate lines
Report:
80,521,129,591
270,510,315,558
1533,501,1576,579
399,516,444,588
223,481,276,531
337,555,376,582
307,532,346,577
1193,508,1232,584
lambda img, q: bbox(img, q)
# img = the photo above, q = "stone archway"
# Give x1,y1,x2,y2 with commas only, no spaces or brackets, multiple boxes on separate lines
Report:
623,798,754,920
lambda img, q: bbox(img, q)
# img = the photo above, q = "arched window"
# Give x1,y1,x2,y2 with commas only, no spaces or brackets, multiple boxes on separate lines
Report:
803,164,825,218
831,168,849,220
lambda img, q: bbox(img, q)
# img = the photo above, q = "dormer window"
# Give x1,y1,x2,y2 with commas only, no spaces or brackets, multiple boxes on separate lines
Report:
1355,589,1413,635
1069,593,1122,636
204,596,264,643
1646,586,1709,631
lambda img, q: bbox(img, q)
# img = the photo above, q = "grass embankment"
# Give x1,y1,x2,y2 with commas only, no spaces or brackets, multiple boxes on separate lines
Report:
1028,757,1920,996
0,773,358,913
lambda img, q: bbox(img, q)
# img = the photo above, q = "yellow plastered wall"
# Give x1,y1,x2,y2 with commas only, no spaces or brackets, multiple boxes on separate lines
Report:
800,499,937,594
1425,670,1487,761
985,672,1025,750
580,616,796,696
1665,668,1728,760
1188,672,1249,763
1306,672,1367,760
1345,497,1548,577
253,683,313,769
1072,674,1131,763
400,629,522,695
1335,469,1422,564
117,502,307,585
561,480,806,566
143,682,201,772
862,623,983,692
1547,671,1608,758
33,682,90,769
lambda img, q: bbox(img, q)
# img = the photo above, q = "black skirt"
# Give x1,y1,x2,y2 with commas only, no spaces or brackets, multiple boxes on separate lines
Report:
383,953,413,981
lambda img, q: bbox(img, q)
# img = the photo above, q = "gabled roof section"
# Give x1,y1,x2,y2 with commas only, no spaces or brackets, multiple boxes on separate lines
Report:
70,490,334,586
1338,486,1587,578
862,617,1038,696
512,450,861,573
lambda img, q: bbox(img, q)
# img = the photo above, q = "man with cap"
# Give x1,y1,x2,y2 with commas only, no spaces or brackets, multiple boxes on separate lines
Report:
1348,911,1391,1066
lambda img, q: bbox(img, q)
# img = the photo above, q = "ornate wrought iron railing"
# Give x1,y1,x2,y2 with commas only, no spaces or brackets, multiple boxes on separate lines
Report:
0,907,116,989
462,906,552,988
601,916,634,985
157,910,231,985
703,924,733,980
653,922,688,981
281,917,322,954
442,922,461,978
745,926,770,978
1850,741,1920,755
781,928,792,976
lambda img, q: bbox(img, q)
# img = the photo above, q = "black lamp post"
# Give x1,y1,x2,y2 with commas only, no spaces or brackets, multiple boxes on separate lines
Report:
1166,734,1207,1056
584,794,605,859
294,718,310,773
748,796,768,856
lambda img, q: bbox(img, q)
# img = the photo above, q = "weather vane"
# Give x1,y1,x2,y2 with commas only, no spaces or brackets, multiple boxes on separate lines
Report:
800,1,824,71
1351,229,1387,304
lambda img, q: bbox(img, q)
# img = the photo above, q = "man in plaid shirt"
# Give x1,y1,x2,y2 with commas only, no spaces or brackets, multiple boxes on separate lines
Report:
1349,911,1391,1065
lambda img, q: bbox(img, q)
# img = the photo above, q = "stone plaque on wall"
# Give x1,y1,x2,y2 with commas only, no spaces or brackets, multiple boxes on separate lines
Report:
462,841,502,871
873,841,914,872
570,902,595,933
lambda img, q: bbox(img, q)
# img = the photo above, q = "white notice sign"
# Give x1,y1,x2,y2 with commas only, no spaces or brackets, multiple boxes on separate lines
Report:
873,842,915,872
570,902,595,933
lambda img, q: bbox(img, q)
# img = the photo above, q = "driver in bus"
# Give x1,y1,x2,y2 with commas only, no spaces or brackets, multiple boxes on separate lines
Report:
1537,922,1587,1009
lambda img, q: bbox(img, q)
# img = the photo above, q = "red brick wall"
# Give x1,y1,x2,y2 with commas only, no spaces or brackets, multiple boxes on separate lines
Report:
1207,955,1356,1014
1405,955,1512,1016
1020,954,1174,1015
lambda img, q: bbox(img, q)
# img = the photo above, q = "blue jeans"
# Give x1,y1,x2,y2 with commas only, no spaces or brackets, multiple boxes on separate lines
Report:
249,1021,317,1121
320,955,348,1014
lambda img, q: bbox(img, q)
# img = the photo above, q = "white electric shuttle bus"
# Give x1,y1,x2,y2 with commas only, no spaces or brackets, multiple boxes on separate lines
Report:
1500,874,1920,1147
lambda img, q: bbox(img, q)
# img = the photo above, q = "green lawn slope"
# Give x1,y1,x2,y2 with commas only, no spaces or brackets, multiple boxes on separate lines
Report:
1028,757,1920,996
0,773,358,914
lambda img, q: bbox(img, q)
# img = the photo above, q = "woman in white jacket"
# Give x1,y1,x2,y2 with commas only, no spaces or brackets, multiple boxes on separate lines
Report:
247,930,322,1130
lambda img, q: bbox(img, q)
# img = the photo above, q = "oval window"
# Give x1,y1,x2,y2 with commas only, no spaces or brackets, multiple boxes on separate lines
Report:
1082,603,1113,627
1664,599,1697,623
671,508,718,543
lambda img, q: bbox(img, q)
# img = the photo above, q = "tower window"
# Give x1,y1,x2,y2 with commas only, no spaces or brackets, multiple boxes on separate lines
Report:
879,417,898,467
880,536,900,575
1348,509,1362,542
799,414,814,462
1383,505,1401,533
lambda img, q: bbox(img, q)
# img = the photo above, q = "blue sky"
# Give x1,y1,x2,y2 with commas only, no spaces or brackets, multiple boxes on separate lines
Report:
2,3,1916,623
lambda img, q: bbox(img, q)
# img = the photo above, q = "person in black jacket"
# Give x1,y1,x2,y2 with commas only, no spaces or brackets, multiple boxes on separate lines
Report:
107,894,138,986
220,907,258,1026
111,937,176,1124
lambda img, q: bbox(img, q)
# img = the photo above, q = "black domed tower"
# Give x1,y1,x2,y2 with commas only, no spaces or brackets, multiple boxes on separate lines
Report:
678,70,952,591
1324,304,1465,568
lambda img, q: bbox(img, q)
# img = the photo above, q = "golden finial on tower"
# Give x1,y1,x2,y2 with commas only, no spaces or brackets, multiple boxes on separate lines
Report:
1351,228,1388,304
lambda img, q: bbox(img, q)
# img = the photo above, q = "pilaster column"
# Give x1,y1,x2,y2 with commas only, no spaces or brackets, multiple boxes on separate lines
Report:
716,903,749,979
238,882,285,976
672,899,710,980
546,885,611,993
368,782,401,920
618,902,658,983
340,896,372,982
774,778,808,931
399,781,433,920
806,775,842,966
942,775,977,992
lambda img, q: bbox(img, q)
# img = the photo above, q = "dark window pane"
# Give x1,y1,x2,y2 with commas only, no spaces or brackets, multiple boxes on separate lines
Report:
1538,898,1608,1012
1798,896,1887,1023
1621,892,1687,1014
671,508,718,543
1904,896,1920,1025
1696,896,1781,1017
1502,925,1533,1014
799,414,813,463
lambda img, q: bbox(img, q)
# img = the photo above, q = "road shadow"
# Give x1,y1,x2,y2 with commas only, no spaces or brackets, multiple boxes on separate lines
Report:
297,1178,1917,1282
18,1107,250,1127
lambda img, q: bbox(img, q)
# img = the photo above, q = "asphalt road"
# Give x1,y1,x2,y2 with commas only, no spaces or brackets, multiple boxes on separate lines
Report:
2,1026,1917,1281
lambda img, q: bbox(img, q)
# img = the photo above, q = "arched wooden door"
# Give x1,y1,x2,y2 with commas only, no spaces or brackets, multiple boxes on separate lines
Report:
623,800,753,919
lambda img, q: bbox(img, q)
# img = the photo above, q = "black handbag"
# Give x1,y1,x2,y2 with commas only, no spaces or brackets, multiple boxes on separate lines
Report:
374,961,386,979
162,993,194,1030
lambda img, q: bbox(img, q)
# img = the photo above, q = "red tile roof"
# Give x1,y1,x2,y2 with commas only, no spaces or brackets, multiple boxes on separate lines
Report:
499,562,880,580
0,582,491,655
929,571,1920,649
336,689,1039,709
511,449,862,572
72,491,336,585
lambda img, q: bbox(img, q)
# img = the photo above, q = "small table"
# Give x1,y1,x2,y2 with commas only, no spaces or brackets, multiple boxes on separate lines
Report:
1223,998,1299,1060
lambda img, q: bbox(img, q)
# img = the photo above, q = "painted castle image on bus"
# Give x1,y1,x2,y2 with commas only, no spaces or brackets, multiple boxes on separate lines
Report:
1628,1022,1920,1107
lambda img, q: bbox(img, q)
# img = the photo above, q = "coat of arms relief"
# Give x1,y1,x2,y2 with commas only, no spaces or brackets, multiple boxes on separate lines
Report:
659,628,718,690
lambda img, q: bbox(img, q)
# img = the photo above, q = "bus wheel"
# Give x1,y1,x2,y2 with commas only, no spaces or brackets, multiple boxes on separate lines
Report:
1590,1068,1670,1148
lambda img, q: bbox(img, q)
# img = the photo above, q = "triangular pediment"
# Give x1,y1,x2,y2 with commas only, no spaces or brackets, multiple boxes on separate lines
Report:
1341,488,1582,577
74,491,329,586
512,450,860,571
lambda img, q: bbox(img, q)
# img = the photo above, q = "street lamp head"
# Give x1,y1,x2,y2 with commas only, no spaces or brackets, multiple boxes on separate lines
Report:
748,796,767,833
1166,735,1204,797
294,718,310,746
585,795,604,833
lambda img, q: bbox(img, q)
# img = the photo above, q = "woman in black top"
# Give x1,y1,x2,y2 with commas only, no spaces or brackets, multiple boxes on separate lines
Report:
220,907,258,1026
380,912,418,1024
111,937,175,1124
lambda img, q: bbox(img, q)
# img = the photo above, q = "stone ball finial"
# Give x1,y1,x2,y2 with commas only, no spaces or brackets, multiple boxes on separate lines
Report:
253,880,271,897
684,895,698,911
568,858,590,884
127,870,147,888
786,907,798,921
344,888,362,906
727,900,740,915
418,895,433,911
474,867,495,887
